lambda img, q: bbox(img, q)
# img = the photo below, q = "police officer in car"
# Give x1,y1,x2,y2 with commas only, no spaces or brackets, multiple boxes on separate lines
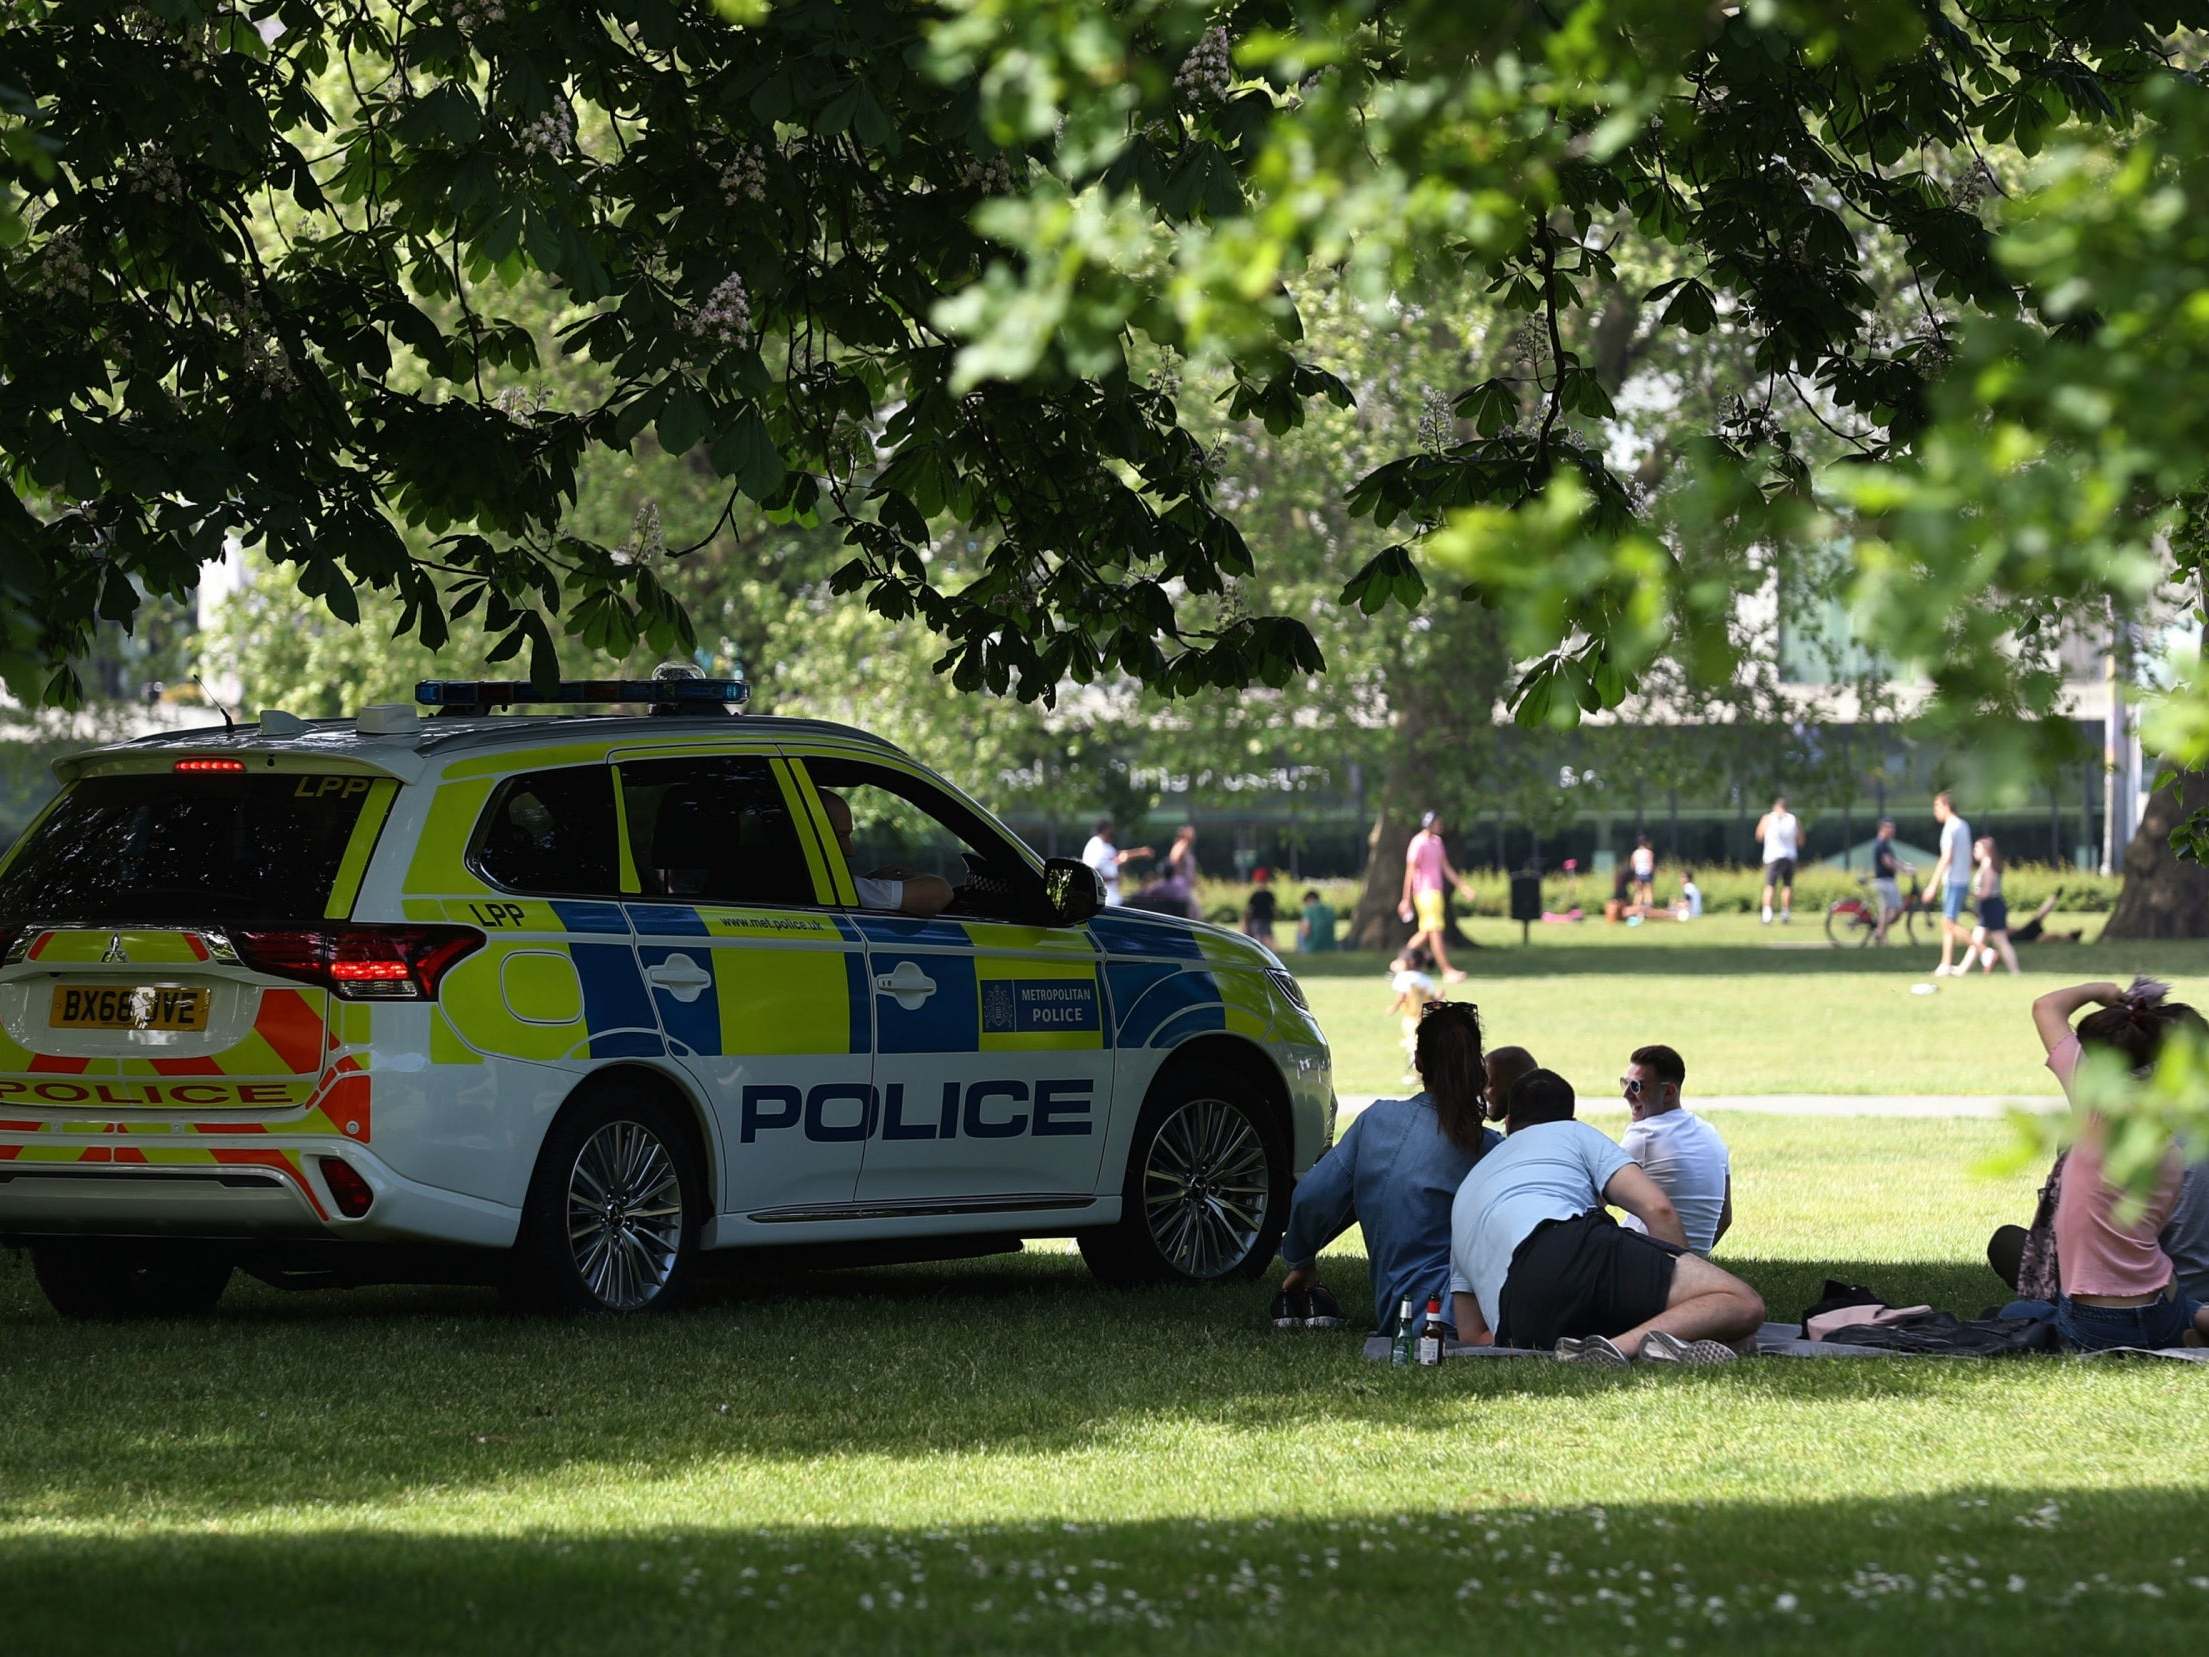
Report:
818,792,954,918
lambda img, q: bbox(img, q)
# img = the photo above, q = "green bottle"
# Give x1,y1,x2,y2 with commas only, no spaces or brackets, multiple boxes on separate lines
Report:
1389,1297,1416,1365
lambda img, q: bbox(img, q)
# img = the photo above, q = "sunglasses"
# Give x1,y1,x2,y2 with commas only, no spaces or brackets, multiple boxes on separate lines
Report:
1620,1076,1645,1095
1420,999,1478,1018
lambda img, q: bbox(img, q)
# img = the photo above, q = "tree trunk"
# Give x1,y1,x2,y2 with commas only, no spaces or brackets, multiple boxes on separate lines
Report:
2104,771,2209,938
1348,802,1417,950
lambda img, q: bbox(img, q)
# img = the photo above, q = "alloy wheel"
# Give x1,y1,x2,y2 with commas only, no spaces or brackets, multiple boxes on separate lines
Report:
1141,1097,1270,1279
566,1119,685,1311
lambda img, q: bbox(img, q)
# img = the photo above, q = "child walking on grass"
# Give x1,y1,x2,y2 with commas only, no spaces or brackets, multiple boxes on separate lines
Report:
2001,978,2209,1352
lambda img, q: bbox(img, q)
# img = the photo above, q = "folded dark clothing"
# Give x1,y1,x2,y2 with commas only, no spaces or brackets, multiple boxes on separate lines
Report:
1817,1310,2058,1357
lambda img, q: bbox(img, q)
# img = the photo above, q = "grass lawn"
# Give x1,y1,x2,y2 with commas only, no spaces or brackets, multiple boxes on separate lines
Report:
5,1113,2206,1654
1292,912,2209,1099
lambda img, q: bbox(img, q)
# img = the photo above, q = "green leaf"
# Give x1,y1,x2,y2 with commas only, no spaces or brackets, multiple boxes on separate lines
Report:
709,407,785,499
656,386,711,457
818,84,861,138
1660,278,1717,335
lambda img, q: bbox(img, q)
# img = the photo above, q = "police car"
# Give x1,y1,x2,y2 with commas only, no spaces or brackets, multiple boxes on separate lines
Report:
0,677,1333,1317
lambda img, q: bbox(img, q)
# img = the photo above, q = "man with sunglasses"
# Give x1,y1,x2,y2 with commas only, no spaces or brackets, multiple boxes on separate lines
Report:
1618,1044,1732,1255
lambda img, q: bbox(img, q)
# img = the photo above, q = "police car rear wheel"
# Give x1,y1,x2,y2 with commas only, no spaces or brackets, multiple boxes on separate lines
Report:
513,1093,702,1314
30,1241,233,1320
1080,1066,1287,1286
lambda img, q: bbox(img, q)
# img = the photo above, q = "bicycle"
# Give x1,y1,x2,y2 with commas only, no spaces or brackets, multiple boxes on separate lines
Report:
1825,875,1949,948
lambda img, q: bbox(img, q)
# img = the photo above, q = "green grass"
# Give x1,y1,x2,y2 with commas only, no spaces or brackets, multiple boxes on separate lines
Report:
1292,912,2209,1098
5,1113,2207,1654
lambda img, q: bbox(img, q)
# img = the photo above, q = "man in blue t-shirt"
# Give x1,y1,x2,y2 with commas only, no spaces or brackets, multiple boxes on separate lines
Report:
1448,1071,1766,1366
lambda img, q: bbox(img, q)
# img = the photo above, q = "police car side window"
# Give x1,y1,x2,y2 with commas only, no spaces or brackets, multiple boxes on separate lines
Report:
804,760,1037,923
473,767,620,896
620,757,818,908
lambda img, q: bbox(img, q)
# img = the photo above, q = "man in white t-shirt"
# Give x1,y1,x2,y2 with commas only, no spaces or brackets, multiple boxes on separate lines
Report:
1925,791,1975,977
1754,794,1800,925
820,792,953,918
1079,818,1151,907
1617,1043,1731,1254
1446,1069,1765,1366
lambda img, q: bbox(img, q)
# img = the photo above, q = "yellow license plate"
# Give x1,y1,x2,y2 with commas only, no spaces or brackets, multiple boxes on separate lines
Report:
49,984,211,1033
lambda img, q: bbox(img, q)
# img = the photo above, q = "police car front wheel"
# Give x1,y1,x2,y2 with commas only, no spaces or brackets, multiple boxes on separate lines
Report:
511,1090,704,1314
1079,1065,1288,1287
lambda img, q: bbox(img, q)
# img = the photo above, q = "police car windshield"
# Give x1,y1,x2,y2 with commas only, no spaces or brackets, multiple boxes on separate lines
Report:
0,772,382,926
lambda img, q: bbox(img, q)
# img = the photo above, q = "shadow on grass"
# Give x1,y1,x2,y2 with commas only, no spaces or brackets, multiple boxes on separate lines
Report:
0,1245,2071,1530
3,1485,2202,1655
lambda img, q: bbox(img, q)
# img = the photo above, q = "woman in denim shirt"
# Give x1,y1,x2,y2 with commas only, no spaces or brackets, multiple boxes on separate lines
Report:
1275,1002,1498,1335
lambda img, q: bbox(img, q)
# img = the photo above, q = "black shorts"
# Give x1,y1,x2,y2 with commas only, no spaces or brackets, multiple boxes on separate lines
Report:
1497,1211,1681,1350
1763,858,1796,886
1977,895,2008,933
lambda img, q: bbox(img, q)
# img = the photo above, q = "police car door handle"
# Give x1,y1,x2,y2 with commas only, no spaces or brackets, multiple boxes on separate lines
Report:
644,955,715,1003
873,961,937,1012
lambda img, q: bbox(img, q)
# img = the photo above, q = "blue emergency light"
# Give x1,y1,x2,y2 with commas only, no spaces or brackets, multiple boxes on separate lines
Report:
415,678,749,715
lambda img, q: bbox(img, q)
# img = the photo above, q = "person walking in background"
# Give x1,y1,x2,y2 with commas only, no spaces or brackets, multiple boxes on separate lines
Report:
1629,834,1656,910
1079,818,1150,907
1132,824,1200,919
1754,794,1799,924
1617,1044,1732,1254
1273,1002,1499,1337
1926,791,1974,976
1398,811,1469,983
1970,836,2020,975
1243,867,1278,945
1870,818,1909,945
1297,888,1337,953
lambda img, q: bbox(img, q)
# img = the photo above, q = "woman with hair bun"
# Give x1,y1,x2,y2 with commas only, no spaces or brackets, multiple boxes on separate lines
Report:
1272,1001,1500,1337
2003,978,2209,1350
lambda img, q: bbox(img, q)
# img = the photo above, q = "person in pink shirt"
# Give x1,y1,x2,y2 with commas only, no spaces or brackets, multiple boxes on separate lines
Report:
1397,811,1468,984
2001,978,2209,1351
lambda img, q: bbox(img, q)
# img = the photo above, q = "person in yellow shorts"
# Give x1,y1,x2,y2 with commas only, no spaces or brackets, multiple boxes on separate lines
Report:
1398,811,1469,984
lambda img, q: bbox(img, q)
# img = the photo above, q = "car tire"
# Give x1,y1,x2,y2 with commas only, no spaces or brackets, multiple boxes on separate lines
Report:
30,1241,233,1320
1079,1061,1288,1287
508,1085,704,1314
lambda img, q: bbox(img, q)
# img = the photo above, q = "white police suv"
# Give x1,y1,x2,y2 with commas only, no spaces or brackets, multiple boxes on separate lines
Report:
0,678,1333,1316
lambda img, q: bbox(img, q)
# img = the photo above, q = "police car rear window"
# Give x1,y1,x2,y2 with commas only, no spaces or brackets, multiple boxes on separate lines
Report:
473,767,620,896
0,773,381,926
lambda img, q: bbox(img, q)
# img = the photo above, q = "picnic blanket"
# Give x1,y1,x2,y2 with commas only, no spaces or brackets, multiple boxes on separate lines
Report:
1356,1320,2208,1362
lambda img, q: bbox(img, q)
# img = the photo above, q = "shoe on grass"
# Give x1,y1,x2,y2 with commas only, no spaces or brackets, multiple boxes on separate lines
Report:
1304,1285,1348,1329
1638,1331,1738,1367
1555,1334,1631,1369
1270,1289,1310,1330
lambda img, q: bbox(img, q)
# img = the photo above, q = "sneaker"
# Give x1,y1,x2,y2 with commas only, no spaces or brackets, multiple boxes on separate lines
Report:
1554,1334,1631,1369
1761,909,1772,924
1442,968,1468,984
1304,1285,1348,1330
1981,947,1998,970
1638,1331,1738,1367
1780,910,1791,923
1269,1289,1310,1330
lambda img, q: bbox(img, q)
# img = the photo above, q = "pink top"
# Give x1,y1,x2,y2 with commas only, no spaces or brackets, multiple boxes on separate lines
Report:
2046,1033,2182,1297
1407,830,1447,894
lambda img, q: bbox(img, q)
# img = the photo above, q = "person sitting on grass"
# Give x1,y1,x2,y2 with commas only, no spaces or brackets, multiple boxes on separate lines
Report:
1994,979,2209,1352
1447,1070,1767,1367
1617,1044,1732,1255
1484,1044,1539,1123
1297,888,1337,952
1273,1002,1499,1337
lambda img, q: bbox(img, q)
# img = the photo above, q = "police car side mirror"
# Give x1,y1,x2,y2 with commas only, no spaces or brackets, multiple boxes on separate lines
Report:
1043,858,1103,927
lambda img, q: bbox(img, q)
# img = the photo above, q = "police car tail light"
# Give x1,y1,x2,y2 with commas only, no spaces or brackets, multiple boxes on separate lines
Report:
173,757,247,774
234,925,484,1001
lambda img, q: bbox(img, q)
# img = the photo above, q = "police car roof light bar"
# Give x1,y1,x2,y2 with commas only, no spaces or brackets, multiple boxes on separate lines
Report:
414,679,749,717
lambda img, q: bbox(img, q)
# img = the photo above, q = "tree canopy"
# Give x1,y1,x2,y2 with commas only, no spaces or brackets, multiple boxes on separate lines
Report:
2,0,2204,743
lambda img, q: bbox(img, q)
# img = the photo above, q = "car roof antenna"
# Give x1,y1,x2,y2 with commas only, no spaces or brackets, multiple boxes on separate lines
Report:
191,674,235,733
